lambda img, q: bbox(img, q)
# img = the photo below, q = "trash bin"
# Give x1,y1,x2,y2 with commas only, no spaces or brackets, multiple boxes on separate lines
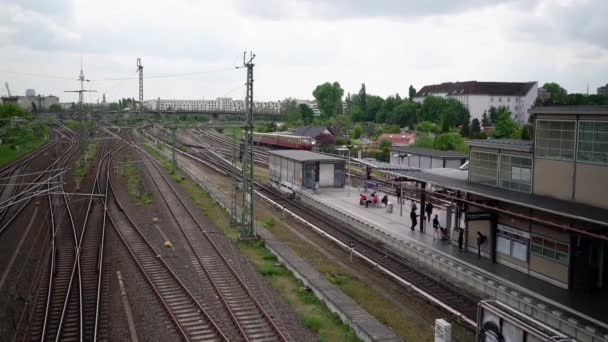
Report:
387,202,393,213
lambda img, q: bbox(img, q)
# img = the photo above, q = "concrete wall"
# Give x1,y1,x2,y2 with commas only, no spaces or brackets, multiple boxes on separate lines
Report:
319,163,334,186
533,158,574,200
529,224,569,288
574,163,608,209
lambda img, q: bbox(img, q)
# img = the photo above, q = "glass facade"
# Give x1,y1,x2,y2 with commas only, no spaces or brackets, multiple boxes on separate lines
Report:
577,121,608,165
535,120,576,160
500,155,532,192
531,235,569,265
469,151,498,185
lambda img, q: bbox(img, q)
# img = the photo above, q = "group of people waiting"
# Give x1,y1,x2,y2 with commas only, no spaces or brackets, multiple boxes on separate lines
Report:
358,187,488,256
359,192,388,208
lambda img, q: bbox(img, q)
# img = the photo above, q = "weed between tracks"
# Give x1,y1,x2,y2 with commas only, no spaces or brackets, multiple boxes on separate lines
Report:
122,151,153,205
143,142,360,342
73,141,97,184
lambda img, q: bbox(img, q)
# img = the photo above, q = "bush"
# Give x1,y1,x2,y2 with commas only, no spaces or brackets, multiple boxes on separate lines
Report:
433,133,468,153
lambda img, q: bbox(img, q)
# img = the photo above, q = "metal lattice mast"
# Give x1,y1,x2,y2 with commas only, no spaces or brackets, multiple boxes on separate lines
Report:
137,58,144,117
240,51,256,239
231,133,238,226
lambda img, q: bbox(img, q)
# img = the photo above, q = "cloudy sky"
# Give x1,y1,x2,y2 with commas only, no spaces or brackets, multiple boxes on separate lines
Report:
0,0,607,103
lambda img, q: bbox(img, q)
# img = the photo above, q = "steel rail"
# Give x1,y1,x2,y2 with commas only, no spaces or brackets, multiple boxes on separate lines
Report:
136,147,285,342
106,144,228,342
134,143,289,342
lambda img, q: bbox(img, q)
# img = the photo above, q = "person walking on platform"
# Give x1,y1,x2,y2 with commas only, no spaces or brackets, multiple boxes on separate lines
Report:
410,207,418,231
476,232,487,258
425,202,434,222
395,186,401,204
457,228,464,252
432,214,441,240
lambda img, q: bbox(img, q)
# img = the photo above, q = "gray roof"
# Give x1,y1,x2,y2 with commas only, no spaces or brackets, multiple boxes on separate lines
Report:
269,150,344,162
388,169,608,228
529,106,608,116
391,146,468,159
467,139,533,152
416,81,537,97
292,126,331,138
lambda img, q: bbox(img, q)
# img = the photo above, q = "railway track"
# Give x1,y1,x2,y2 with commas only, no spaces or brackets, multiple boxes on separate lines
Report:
106,142,228,342
134,144,288,342
28,130,80,341
165,136,480,328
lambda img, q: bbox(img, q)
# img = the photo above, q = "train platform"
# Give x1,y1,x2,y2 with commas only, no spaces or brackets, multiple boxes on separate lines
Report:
300,186,608,340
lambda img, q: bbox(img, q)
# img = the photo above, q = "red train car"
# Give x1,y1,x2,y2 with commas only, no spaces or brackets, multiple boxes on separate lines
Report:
253,132,312,150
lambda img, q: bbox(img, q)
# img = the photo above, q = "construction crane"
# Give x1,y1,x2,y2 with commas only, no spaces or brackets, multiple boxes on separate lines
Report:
4,82,11,96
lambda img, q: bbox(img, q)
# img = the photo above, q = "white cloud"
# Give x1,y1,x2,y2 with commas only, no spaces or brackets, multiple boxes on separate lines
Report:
0,0,606,102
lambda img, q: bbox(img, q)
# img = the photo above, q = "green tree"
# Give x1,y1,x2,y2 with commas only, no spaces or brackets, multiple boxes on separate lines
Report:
520,124,534,140
481,111,491,127
460,119,470,137
488,106,498,124
408,85,416,101
334,114,352,133
359,83,367,120
49,103,62,112
384,124,401,133
415,121,438,134
376,139,392,162
367,95,384,123
493,107,520,139
299,104,314,124
352,124,363,139
387,101,417,128
433,133,468,153
282,98,300,123
470,118,482,138
543,82,568,104
419,96,446,123
412,133,434,148
313,82,344,118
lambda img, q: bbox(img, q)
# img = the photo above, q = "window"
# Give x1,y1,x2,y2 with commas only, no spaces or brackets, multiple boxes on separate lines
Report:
490,97,494,102
516,98,519,102
470,151,498,185
497,225,529,262
577,121,608,165
499,97,502,102
531,235,569,265
500,155,532,192
507,97,511,102
535,120,576,160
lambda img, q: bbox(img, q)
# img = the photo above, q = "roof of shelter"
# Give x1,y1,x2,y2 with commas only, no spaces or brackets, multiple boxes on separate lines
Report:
269,150,344,162
466,139,533,153
415,81,536,97
292,125,332,138
388,169,608,227
529,106,608,116
391,145,468,158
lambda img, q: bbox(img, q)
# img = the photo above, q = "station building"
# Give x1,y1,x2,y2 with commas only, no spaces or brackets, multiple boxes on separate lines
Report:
393,106,608,292
268,150,345,191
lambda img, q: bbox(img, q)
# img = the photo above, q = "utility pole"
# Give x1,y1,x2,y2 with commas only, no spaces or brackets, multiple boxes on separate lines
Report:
239,51,256,240
137,58,144,118
64,60,96,121
171,118,177,173
231,133,238,226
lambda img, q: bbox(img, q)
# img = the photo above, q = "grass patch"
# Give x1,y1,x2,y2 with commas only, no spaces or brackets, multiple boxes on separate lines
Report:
0,125,49,166
123,151,153,205
73,142,98,183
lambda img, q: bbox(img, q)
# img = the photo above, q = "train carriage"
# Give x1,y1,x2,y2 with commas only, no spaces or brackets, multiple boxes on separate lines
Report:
253,132,312,150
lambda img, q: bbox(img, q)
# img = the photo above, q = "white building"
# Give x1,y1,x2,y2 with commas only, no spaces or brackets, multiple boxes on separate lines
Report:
143,97,281,113
413,81,538,123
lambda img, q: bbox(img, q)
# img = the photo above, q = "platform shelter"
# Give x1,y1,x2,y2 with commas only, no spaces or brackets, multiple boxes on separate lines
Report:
268,150,345,191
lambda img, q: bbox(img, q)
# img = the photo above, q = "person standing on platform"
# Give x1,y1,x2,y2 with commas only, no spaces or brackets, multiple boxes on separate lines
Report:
432,214,440,240
425,202,434,222
410,207,418,231
458,228,464,252
476,232,487,258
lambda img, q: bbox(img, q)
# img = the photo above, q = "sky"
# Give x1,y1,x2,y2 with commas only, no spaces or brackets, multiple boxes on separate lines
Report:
0,0,607,103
